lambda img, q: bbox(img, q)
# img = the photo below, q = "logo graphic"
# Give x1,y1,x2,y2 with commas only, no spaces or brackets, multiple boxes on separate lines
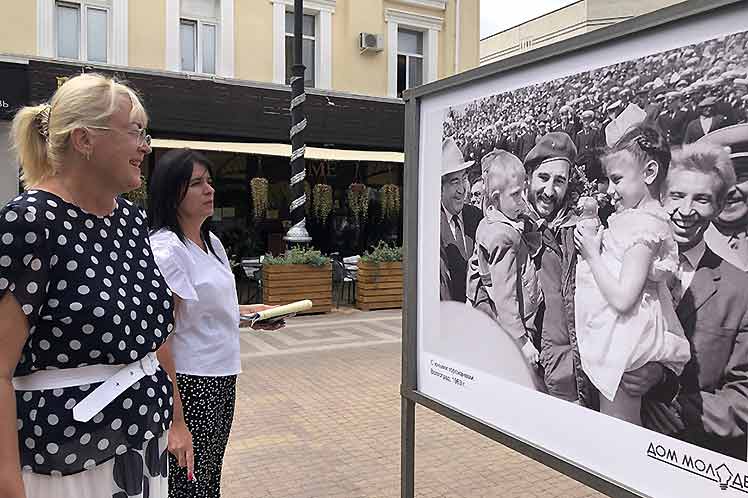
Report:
717,464,734,491
647,442,747,494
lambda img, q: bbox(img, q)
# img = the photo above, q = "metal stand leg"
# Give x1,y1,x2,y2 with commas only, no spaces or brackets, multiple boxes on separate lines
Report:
401,396,415,498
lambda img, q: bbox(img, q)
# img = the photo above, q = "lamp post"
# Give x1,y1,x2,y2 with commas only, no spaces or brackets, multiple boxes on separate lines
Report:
284,0,312,245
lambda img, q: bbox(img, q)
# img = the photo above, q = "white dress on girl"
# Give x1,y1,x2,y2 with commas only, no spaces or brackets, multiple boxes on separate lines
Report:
574,205,691,401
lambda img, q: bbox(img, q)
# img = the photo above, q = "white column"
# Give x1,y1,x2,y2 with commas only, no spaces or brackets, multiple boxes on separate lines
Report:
272,1,286,84
219,0,234,77
112,0,128,65
386,20,398,98
0,123,18,207
318,9,332,89
165,0,180,71
37,0,55,57
427,28,438,83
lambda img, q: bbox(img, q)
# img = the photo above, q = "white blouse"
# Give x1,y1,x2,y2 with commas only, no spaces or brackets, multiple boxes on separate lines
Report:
150,229,241,376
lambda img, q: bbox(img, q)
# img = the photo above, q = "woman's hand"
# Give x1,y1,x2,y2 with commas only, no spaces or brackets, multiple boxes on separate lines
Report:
239,304,275,315
168,419,195,481
239,304,287,331
574,224,603,261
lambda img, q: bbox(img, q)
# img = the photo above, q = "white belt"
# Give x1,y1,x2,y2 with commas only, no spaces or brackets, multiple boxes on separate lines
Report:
12,352,160,423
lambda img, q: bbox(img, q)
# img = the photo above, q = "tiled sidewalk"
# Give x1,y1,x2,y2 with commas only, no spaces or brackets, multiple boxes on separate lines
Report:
221,310,603,498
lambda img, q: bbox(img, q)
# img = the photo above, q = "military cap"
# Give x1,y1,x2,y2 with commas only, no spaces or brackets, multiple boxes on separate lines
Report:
523,132,578,172
606,100,623,112
581,109,595,120
698,96,717,107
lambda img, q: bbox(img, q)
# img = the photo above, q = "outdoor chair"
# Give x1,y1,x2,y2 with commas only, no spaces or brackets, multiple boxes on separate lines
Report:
241,255,264,303
331,259,356,308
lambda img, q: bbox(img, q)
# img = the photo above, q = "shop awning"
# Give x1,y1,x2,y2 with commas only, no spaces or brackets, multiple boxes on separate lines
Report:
150,139,404,163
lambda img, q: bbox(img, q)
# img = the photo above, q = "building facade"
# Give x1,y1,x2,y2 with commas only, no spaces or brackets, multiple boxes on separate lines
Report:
2,0,479,97
480,0,685,66
0,0,479,261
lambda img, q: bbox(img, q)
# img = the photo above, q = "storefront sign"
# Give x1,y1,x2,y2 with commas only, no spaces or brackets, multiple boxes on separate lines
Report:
0,61,29,120
308,161,337,180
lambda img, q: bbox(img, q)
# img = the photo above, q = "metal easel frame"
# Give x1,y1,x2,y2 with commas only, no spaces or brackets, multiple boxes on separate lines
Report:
400,1,747,497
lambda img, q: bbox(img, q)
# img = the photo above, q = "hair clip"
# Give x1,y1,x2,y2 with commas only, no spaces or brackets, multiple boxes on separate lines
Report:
35,104,51,141
634,134,655,153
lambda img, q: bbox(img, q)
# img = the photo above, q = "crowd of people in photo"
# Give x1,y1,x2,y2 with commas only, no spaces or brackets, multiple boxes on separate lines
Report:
440,31,748,460
444,32,748,181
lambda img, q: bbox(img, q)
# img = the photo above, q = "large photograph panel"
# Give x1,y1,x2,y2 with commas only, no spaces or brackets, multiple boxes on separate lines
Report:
419,5,748,498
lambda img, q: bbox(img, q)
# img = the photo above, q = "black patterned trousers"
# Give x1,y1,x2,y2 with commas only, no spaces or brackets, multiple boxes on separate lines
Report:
169,374,237,498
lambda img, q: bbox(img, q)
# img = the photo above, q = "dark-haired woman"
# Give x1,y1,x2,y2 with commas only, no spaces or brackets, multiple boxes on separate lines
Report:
147,148,279,498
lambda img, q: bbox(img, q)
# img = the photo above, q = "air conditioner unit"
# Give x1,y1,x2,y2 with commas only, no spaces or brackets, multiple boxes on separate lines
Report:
359,32,384,53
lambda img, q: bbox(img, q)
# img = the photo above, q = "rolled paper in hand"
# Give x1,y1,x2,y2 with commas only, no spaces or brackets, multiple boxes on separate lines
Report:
256,299,313,322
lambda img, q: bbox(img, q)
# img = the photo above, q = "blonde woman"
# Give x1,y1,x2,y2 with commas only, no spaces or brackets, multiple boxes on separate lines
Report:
0,73,179,498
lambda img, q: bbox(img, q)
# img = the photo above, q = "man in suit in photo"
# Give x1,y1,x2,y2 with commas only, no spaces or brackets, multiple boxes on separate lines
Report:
658,91,690,145
440,137,482,302
634,142,748,460
703,124,748,271
574,110,601,181
684,97,726,144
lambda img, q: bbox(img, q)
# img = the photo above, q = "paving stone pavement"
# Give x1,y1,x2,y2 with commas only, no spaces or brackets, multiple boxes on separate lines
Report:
221,309,605,498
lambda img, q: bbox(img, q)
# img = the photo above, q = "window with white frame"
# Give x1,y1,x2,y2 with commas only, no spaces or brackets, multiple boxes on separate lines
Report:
55,1,110,63
284,11,315,87
180,0,219,74
385,8,442,98
271,0,334,89
397,28,423,97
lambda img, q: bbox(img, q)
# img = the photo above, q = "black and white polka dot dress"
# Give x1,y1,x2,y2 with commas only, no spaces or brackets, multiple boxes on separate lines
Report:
0,190,174,496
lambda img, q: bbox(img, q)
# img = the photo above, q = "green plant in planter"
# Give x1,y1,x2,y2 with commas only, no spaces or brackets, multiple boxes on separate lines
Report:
250,177,269,220
312,184,333,223
123,176,147,205
360,241,403,263
348,183,369,222
381,184,400,220
263,247,330,267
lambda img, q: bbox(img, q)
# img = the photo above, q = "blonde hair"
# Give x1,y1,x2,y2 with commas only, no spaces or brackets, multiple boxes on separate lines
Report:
668,143,736,207
482,150,525,209
10,73,148,187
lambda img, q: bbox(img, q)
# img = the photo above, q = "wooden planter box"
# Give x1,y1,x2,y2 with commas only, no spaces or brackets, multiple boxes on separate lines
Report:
356,261,403,311
262,263,332,314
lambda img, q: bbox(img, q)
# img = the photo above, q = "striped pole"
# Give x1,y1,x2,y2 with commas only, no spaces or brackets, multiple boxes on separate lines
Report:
284,0,312,244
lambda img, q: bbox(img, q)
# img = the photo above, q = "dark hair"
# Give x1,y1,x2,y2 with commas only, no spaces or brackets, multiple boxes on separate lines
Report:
147,148,220,260
603,122,671,190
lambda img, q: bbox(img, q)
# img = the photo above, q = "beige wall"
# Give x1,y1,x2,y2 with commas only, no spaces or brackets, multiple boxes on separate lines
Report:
458,0,480,73
332,0,389,95
480,0,687,66
234,0,275,83
0,0,36,57
587,0,685,22
129,0,166,70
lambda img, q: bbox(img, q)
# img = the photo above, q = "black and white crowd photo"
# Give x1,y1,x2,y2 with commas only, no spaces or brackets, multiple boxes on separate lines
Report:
439,29,748,460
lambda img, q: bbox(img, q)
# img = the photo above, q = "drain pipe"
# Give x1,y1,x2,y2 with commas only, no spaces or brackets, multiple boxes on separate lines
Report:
455,0,461,72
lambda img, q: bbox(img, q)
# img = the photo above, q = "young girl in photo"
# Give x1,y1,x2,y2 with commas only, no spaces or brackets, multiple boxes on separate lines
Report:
574,124,691,425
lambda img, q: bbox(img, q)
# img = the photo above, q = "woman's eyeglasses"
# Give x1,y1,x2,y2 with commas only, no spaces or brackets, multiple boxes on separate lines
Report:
87,126,152,146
